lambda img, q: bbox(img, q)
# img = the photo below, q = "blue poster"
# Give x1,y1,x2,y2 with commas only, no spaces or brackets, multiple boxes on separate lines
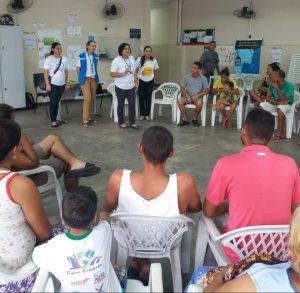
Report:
234,39,262,74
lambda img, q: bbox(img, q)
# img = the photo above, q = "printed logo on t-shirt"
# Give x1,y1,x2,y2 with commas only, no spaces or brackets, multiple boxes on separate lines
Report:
67,249,102,271
143,66,153,77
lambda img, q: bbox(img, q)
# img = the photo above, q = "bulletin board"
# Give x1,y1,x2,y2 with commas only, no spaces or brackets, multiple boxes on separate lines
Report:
98,37,141,59
182,27,215,45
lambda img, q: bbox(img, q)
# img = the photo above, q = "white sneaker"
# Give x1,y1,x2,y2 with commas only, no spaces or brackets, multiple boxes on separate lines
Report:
139,116,145,121
145,116,151,121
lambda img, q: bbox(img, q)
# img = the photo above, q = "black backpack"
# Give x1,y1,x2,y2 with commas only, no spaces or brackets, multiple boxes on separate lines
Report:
25,92,36,110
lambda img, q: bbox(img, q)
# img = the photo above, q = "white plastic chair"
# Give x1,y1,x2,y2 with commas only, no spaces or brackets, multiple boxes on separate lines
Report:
107,83,139,123
0,260,38,285
19,165,63,214
110,213,194,293
150,82,180,122
194,213,289,268
32,263,163,293
187,284,204,292
264,90,300,138
211,87,245,129
244,79,260,120
176,93,208,126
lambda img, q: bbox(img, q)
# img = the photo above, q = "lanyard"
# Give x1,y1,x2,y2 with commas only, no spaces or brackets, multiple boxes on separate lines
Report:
87,53,94,74
122,58,133,73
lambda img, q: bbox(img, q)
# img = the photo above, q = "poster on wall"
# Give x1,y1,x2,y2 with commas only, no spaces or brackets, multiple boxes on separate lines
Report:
234,39,262,74
182,27,215,45
216,46,235,66
37,29,62,69
271,47,283,64
23,32,36,50
67,45,85,70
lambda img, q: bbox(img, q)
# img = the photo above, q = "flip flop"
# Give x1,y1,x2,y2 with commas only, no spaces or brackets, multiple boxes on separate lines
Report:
88,118,96,124
119,124,128,129
272,135,286,140
66,163,101,178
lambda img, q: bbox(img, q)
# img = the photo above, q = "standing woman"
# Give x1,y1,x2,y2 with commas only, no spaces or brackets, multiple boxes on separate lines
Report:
110,43,138,129
44,42,68,128
134,46,159,121
76,41,99,127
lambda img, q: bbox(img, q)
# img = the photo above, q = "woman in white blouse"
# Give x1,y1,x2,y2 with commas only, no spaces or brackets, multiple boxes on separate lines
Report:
44,42,68,127
110,43,138,129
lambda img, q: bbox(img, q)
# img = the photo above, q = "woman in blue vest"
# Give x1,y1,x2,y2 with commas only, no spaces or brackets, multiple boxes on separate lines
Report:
76,41,99,127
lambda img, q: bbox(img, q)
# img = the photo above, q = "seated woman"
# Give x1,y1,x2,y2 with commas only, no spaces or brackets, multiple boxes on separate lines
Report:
186,206,300,292
249,62,280,108
0,119,52,292
211,67,240,128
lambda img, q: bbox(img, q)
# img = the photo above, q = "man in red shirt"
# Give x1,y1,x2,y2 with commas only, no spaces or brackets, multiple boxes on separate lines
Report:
203,109,300,261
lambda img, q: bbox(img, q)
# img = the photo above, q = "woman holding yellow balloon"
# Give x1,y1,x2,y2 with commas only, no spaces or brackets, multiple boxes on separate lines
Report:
134,46,159,121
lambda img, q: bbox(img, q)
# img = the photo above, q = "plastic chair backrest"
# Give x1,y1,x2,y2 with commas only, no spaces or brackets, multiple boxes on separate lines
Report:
234,74,260,90
19,165,63,216
294,90,300,102
111,213,193,257
157,83,180,100
221,225,289,261
107,82,116,96
287,54,300,84
33,73,46,91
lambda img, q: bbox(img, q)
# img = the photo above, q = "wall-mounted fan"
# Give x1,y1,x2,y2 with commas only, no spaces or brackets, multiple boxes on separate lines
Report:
233,4,256,19
7,0,33,13
233,0,256,38
103,1,125,20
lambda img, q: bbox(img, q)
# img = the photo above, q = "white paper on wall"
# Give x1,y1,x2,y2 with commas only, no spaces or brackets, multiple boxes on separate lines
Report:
23,32,36,50
67,24,82,37
67,45,85,70
216,45,235,66
33,23,45,30
37,29,62,68
67,12,79,23
271,47,283,64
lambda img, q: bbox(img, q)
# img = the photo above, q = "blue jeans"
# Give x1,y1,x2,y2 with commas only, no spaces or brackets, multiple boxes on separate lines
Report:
49,84,65,122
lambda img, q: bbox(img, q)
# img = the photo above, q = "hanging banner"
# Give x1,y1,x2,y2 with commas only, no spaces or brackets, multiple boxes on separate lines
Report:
234,39,262,74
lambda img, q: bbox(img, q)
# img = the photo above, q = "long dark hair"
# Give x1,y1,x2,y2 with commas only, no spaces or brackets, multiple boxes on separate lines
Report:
50,42,61,55
140,45,153,67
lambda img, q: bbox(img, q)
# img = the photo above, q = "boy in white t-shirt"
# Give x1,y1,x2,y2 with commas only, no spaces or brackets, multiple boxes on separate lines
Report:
32,186,122,292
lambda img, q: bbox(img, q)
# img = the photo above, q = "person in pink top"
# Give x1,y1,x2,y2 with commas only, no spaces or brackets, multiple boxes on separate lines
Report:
203,109,300,262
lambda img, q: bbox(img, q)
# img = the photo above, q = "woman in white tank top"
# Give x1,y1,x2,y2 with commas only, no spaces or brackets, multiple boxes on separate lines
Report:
0,119,52,292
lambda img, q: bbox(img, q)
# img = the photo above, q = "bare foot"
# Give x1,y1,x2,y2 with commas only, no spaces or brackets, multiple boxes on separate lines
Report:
222,119,227,128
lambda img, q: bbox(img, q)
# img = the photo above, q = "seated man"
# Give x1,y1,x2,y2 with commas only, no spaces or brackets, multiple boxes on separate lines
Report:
211,67,240,128
177,61,209,127
260,69,294,139
203,109,300,262
0,104,100,191
102,125,202,281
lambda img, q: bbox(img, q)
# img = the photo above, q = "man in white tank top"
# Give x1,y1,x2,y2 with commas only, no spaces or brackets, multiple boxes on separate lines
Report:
102,125,201,284
102,125,202,217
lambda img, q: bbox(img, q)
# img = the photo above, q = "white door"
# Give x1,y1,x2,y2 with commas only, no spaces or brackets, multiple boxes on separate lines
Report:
0,26,25,108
